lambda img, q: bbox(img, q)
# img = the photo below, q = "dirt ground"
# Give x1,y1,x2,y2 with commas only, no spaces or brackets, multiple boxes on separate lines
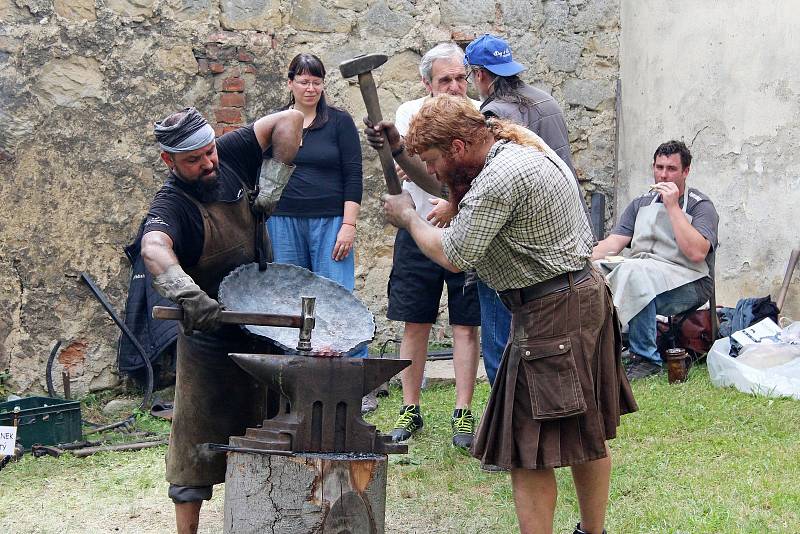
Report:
0,446,444,534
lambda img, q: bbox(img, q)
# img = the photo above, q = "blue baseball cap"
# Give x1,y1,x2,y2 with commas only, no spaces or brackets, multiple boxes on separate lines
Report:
464,34,526,77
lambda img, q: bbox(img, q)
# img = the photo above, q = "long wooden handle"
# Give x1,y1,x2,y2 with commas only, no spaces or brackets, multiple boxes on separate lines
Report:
358,71,402,195
152,306,303,328
776,248,800,312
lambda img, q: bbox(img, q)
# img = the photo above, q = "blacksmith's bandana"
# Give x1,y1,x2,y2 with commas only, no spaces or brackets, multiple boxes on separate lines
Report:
154,107,215,153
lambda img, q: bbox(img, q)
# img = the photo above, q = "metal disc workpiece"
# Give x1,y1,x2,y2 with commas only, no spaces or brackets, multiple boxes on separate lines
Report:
218,262,375,354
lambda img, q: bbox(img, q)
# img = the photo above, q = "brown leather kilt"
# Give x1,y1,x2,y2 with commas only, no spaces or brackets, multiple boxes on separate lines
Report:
471,269,638,469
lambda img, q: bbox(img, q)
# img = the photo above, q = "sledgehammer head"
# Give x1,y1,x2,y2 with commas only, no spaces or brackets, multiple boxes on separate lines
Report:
338,53,388,79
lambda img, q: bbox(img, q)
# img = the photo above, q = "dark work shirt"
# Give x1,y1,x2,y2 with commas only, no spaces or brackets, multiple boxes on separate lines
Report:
142,125,263,267
272,107,362,217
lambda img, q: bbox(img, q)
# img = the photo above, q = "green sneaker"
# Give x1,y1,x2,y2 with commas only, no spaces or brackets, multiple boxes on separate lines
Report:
451,408,475,450
389,404,423,442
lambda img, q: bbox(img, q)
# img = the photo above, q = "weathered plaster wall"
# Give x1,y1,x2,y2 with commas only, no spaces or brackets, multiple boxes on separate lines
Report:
618,1,800,319
1,0,620,394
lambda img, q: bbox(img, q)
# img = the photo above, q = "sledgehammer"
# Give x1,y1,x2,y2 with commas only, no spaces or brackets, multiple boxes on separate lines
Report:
339,53,402,194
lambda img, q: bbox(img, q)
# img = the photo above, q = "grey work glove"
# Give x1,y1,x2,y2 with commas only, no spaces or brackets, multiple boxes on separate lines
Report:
152,265,221,335
254,158,295,215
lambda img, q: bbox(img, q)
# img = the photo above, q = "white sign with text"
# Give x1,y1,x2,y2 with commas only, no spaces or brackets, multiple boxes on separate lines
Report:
0,426,18,456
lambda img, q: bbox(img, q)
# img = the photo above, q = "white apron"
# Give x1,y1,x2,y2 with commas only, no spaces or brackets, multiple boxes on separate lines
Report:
600,188,709,326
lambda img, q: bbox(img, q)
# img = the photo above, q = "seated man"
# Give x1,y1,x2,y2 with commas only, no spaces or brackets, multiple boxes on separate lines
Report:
592,140,719,379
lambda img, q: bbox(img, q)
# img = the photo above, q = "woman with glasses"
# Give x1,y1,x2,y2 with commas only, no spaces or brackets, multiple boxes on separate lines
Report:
267,53,366,356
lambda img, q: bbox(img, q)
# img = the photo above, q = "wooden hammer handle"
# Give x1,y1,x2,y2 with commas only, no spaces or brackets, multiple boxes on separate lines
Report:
152,306,303,328
776,248,800,312
358,71,402,195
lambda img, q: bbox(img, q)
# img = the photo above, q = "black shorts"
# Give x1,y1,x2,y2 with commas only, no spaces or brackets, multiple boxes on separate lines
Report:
387,228,481,326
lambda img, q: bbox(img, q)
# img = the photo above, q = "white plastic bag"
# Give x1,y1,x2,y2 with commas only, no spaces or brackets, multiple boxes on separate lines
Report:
707,337,800,400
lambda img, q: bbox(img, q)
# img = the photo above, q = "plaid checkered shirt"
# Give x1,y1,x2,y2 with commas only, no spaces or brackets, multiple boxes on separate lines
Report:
441,140,593,291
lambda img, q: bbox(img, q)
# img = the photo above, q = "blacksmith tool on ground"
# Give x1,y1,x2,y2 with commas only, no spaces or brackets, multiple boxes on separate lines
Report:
78,272,154,411
776,248,800,312
31,438,167,458
339,53,402,194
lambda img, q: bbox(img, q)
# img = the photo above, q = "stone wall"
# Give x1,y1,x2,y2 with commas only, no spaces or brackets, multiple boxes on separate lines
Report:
0,0,620,395
618,0,800,320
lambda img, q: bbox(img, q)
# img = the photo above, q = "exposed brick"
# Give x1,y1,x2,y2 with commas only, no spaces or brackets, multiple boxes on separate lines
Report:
237,48,254,63
222,77,245,92
451,30,478,44
220,92,245,107
209,62,225,74
222,126,241,134
244,65,256,74
216,45,238,62
197,58,209,73
214,126,224,137
215,107,242,124
207,32,236,44
59,339,87,371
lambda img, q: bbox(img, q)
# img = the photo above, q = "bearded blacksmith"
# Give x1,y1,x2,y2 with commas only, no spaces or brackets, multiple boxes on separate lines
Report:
141,107,302,534
380,95,637,534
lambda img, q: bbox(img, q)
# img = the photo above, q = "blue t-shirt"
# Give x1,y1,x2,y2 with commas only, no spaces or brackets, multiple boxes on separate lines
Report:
272,107,363,217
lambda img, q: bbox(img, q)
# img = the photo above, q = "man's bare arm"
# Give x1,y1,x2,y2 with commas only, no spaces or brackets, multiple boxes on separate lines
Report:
405,214,459,272
393,149,443,197
253,109,304,157
591,234,632,260
382,191,458,272
667,205,711,262
141,231,179,276
656,182,711,263
363,118,443,197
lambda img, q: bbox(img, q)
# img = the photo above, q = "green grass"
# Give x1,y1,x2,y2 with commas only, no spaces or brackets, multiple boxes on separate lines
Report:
1,365,799,533
367,364,800,533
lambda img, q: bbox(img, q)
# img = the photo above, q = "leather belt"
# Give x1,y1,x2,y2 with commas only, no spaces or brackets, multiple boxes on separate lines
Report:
499,262,593,308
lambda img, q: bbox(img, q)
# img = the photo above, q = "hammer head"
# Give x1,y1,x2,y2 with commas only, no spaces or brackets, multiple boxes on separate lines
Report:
338,53,388,79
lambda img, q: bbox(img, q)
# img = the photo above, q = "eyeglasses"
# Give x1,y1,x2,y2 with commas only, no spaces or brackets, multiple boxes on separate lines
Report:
293,79,324,89
465,64,481,82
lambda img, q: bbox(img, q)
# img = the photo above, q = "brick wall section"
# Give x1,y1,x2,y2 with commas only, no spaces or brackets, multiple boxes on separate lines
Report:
195,35,259,136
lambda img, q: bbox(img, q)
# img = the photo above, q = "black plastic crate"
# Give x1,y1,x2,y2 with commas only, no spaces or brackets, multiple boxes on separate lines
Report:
0,396,82,450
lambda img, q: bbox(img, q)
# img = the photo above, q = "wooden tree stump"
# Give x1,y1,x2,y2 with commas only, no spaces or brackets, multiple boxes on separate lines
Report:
223,451,388,534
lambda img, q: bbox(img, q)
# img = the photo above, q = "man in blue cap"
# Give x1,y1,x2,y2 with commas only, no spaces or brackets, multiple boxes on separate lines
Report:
463,33,583,389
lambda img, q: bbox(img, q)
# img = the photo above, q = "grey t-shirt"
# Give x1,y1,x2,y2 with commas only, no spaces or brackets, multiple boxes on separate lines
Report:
613,187,719,294
480,83,575,179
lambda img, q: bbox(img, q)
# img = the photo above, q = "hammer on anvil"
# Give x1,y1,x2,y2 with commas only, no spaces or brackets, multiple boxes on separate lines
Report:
152,295,316,352
339,53,402,195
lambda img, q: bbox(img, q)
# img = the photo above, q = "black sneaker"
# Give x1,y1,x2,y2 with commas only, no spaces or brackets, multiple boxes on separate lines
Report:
625,353,662,380
451,408,475,450
389,404,423,442
573,522,606,534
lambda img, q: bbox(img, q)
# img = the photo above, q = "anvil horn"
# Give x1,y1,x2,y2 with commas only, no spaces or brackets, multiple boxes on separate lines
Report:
229,353,299,394
362,358,409,394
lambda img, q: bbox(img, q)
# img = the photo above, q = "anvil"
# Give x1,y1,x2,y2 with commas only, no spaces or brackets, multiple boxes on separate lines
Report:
229,353,411,454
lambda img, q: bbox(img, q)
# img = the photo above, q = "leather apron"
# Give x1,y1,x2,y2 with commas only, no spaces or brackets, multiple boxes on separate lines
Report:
600,188,709,326
178,178,258,299
165,180,271,488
